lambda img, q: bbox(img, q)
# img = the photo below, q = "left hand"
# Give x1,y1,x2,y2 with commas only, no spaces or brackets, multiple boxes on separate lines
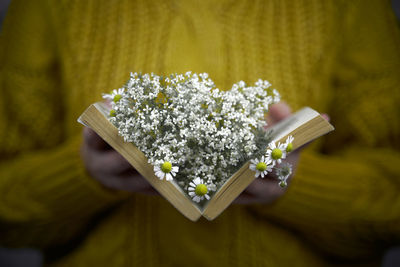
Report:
81,127,158,195
234,102,329,204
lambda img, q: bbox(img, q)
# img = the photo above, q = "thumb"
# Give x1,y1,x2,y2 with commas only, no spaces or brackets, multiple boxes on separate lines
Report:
266,102,292,126
83,127,110,150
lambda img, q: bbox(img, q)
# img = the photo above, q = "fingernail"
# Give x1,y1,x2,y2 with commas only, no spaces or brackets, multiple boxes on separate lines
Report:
322,114,330,121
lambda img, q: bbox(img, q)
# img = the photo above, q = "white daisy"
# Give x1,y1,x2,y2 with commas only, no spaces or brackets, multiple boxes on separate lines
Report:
188,177,210,203
265,141,286,164
284,135,294,153
249,156,274,178
275,163,292,188
109,109,116,117
154,161,179,181
102,88,125,102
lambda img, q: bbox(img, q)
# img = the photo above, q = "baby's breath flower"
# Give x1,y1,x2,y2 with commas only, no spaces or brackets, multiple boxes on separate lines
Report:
106,72,282,203
188,178,210,203
272,89,281,103
154,161,179,181
249,156,274,178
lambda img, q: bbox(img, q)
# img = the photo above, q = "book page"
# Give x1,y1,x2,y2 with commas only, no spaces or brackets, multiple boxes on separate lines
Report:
269,107,319,142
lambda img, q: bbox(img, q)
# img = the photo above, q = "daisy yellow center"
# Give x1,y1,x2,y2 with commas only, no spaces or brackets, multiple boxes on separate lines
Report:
256,162,267,172
195,184,208,196
271,148,282,160
279,181,287,188
286,143,293,152
161,162,172,173
109,109,116,117
113,94,122,102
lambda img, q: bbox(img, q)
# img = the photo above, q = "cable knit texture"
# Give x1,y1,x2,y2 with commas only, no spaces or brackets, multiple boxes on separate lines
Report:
0,0,399,266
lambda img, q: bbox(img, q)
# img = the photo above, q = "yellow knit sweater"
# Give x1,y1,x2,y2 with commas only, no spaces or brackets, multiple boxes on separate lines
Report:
1,0,400,266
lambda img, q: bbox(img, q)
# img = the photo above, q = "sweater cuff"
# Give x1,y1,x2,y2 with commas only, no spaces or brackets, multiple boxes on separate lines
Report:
67,135,133,214
249,147,400,228
248,149,378,225
247,147,400,258
0,135,131,222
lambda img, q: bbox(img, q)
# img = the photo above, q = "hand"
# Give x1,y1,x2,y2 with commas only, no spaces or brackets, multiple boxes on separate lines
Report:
234,102,329,205
81,127,158,195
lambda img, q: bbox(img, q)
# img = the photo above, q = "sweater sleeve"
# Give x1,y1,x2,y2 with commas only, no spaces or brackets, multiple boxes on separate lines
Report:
249,0,400,261
0,0,130,249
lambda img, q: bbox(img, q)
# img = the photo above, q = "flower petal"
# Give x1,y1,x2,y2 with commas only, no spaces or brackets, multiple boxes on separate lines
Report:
165,173,173,181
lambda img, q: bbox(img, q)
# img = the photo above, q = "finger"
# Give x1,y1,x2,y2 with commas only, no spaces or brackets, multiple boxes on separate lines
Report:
104,100,112,108
269,102,291,121
321,113,330,122
91,149,133,174
266,102,292,126
118,169,159,195
233,192,256,204
83,127,111,151
234,178,283,204
111,172,158,195
245,178,280,196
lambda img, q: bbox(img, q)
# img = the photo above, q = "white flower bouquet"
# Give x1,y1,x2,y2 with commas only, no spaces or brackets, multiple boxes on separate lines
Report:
103,72,295,206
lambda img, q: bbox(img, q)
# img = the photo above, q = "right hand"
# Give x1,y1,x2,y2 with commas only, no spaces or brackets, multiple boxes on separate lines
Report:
234,102,330,205
81,127,158,195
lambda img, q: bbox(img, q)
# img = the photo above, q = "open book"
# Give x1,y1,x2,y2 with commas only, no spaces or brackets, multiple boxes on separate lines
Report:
78,102,334,221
